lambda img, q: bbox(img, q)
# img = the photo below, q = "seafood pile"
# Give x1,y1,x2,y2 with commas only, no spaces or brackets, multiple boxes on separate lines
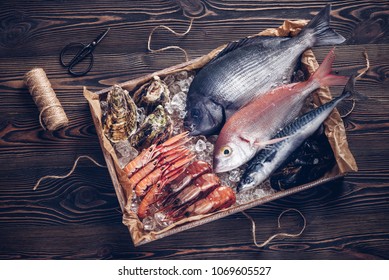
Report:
123,133,236,231
101,71,240,231
99,4,357,233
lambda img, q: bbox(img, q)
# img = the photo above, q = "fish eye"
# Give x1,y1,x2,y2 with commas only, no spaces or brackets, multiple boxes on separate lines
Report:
243,176,254,185
191,108,200,119
221,146,232,157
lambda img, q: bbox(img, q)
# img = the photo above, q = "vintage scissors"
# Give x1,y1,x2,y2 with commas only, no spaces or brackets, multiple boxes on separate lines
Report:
60,28,110,76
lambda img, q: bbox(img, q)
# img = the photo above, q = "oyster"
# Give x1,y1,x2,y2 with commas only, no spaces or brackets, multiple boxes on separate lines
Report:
102,85,138,143
130,105,172,150
133,76,170,114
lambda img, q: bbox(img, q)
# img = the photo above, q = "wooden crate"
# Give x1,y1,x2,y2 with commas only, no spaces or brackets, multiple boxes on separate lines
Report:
84,20,357,246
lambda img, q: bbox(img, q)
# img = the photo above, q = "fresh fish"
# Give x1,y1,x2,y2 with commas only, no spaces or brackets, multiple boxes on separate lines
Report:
238,75,362,192
184,4,345,136
213,48,347,173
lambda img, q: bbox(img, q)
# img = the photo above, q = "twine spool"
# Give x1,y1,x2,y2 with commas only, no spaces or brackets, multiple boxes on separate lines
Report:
24,68,69,131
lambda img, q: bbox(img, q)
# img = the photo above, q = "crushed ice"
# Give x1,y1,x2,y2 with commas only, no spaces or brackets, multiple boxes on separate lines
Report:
114,140,139,168
108,70,276,231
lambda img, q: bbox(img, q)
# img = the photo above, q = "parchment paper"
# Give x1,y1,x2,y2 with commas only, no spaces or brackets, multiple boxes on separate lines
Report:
84,20,358,246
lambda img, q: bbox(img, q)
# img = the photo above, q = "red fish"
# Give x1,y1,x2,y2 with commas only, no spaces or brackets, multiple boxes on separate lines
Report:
213,48,348,173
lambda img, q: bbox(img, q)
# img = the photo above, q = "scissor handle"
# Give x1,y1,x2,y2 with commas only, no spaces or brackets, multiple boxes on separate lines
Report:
60,42,94,76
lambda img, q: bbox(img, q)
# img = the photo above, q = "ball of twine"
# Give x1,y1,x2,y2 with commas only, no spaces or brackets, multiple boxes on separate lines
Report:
24,68,69,131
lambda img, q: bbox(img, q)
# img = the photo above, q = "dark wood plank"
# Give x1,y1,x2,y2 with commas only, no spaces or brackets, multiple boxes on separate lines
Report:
1,0,388,58
0,0,388,260
1,181,388,259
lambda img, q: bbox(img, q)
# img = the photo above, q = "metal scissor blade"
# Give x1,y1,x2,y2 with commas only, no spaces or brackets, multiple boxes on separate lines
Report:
94,28,110,45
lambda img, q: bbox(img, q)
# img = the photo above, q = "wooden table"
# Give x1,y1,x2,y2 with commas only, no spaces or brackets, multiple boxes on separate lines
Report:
1,0,388,259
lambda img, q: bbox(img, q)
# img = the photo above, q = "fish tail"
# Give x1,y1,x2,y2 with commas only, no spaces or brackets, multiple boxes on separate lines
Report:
339,75,367,101
311,48,348,87
302,4,345,46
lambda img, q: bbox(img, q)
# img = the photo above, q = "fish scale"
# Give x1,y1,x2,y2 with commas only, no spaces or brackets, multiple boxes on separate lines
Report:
203,43,303,107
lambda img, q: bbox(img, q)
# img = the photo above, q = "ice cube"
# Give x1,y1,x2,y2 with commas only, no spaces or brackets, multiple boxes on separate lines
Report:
178,110,187,119
197,152,212,163
163,74,175,86
129,198,139,213
171,92,187,111
175,71,188,81
187,75,194,84
100,101,108,111
236,191,252,205
164,102,174,115
228,169,241,183
252,188,267,199
195,139,207,152
172,125,182,135
142,216,156,231
114,140,139,168
206,141,214,153
168,83,181,95
217,172,231,187
154,211,172,228
177,79,191,93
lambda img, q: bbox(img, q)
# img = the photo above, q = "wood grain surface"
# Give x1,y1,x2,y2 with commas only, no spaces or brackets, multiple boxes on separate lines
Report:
0,0,388,259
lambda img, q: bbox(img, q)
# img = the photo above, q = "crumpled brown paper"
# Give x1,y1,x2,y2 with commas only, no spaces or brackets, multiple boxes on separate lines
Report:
84,20,357,246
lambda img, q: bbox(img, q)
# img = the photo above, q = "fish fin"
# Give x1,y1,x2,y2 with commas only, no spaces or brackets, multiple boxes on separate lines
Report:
302,4,345,46
340,75,367,101
311,48,348,87
210,36,289,63
253,136,289,148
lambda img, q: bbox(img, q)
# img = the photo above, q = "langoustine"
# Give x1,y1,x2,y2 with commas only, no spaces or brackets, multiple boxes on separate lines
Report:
160,173,221,219
122,132,192,196
183,186,236,217
136,160,213,220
